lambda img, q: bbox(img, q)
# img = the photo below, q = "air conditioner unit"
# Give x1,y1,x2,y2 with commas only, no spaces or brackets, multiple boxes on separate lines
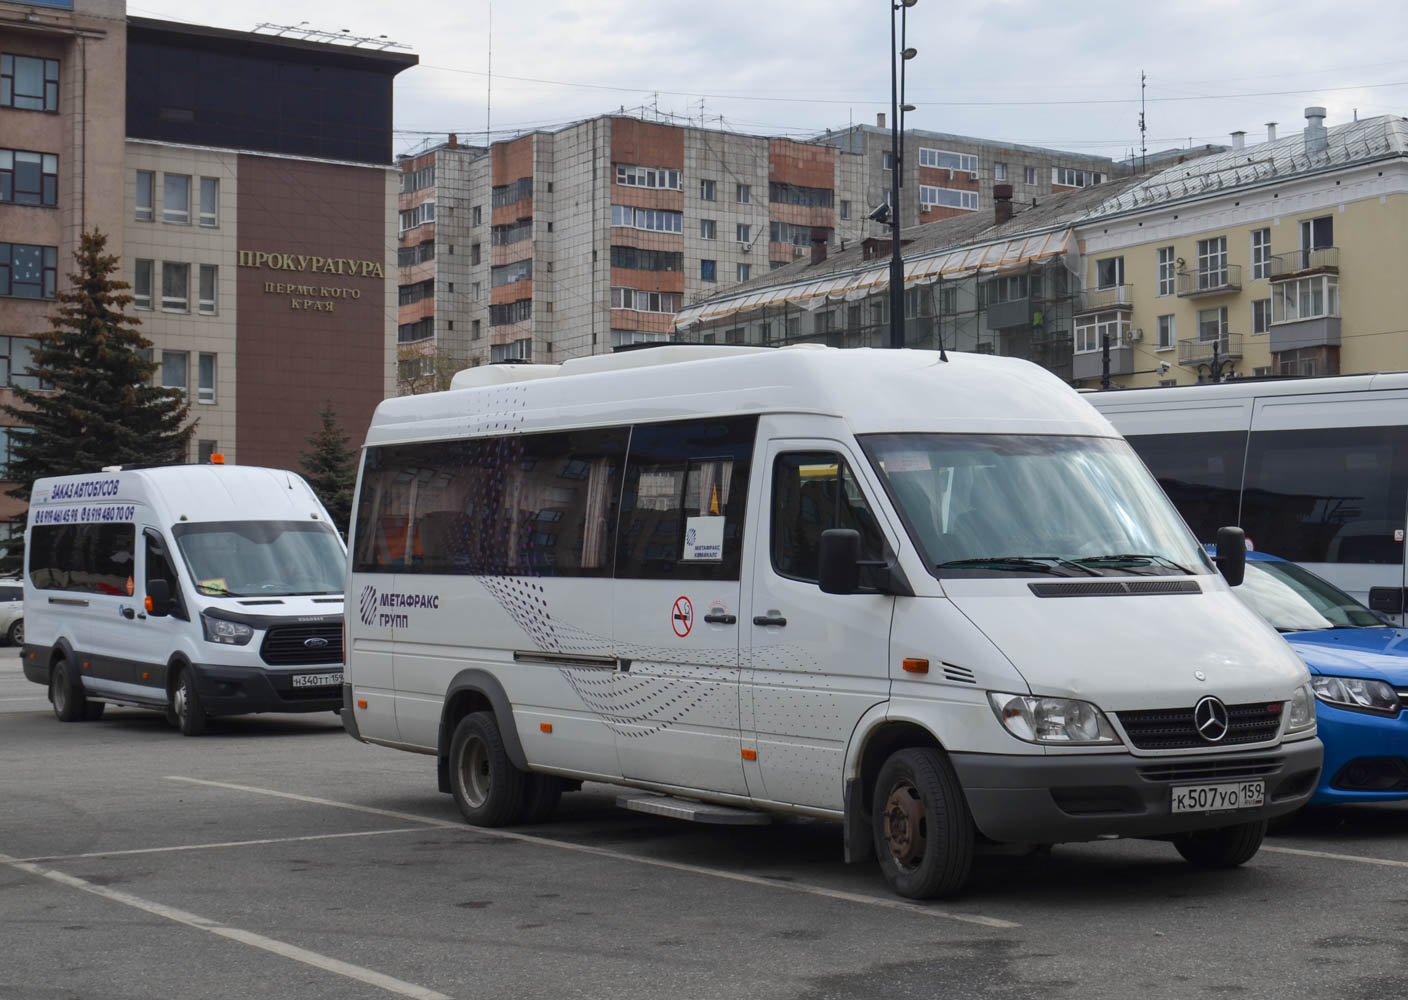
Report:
794,245,807,258
1128,328,1143,342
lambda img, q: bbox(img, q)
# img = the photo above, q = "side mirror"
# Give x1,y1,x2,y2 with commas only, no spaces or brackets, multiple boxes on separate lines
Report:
818,528,861,595
146,578,171,616
1215,526,1246,587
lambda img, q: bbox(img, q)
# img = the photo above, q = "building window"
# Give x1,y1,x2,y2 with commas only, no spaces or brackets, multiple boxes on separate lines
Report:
470,243,481,265
472,205,482,225
399,163,435,194
135,170,154,221
197,353,216,404
471,319,481,340
0,336,47,390
398,317,434,343
1,54,59,112
489,339,533,363
490,259,532,288
1196,236,1228,289
161,262,189,312
0,243,57,299
1300,215,1333,252
918,185,978,211
133,259,153,310
162,174,190,224
1272,275,1338,324
198,264,217,315
1096,256,1124,289
489,299,533,326
399,201,435,233
919,149,978,174
700,218,716,240
610,205,682,233
769,182,834,208
610,287,681,313
700,178,716,201
397,240,435,267
737,262,750,282
1197,306,1228,343
1156,246,1175,296
994,162,1007,181
1252,298,1271,334
161,351,189,395
1053,167,1102,187
1157,314,1175,350
1251,228,1271,280
616,164,681,189
737,183,751,203
736,223,750,244
471,281,480,300
0,150,57,207
1074,311,1130,354
198,177,219,227
701,259,716,282
883,151,894,171
492,219,532,245
398,278,435,305
1023,165,1036,185
609,247,683,271
839,200,850,220
491,177,532,207
769,221,833,247
197,440,218,463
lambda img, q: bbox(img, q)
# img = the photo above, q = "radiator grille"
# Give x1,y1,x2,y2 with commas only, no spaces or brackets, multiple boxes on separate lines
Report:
1116,702,1283,750
1138,756,1284,783
260,622,343,666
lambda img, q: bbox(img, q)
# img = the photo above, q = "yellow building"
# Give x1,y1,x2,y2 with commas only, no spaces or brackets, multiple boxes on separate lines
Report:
1073,109,1408,387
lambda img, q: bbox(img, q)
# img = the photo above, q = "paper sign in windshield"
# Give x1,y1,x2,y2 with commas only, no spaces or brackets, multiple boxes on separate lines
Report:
683,516,725,562
884,452,932,473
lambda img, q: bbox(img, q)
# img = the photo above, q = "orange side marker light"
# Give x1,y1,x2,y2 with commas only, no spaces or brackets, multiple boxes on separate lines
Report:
741,748,757,761
356,699,368,710
540,722,553,733
902,658,929,674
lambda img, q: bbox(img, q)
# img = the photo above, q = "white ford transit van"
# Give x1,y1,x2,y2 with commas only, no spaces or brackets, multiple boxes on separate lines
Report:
343,346,1322,898
23,465,346,735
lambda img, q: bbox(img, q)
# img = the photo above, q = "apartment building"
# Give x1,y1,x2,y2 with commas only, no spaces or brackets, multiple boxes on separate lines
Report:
395,115,1113,389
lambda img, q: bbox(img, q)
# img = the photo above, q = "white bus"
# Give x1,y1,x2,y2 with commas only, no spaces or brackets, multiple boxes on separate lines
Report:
342,346,1320,899
1089,373,1408,618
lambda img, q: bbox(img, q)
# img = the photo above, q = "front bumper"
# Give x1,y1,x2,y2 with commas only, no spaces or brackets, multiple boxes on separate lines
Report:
950,738,1323,844
191,662,342,716
1312,703,1408,804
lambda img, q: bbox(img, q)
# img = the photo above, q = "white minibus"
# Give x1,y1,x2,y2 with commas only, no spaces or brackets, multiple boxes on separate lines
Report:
343,346,1322,898
23,464,346,735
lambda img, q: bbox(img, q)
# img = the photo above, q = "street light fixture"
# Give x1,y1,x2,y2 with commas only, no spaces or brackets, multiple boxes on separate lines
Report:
888,0,917,349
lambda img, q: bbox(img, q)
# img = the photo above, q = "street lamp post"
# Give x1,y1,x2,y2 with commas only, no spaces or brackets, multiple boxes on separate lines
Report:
888,0,917,350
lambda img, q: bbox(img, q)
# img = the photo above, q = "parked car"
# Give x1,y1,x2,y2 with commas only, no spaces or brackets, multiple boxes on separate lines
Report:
0,579,21,645
1230,552,1407,804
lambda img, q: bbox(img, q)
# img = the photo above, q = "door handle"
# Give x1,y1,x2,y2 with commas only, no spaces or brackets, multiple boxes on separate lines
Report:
703,613,736,625
752,615,787,627
121,607,135,620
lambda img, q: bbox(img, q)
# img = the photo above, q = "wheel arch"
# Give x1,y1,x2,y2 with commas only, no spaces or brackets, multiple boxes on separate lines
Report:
843,714,947,864
436,669,527,793
49,637,76,674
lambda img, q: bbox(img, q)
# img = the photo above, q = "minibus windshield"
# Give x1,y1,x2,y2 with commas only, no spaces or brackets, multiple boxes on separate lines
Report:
860,433,1212,578
173,521,346,597
1233,558,1382,631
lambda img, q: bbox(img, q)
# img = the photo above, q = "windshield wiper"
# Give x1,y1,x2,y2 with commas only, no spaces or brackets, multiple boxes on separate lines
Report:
937,556,1098,577
1073,553,1197,575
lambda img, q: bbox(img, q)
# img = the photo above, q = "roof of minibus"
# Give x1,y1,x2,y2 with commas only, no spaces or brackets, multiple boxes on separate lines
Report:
365,345,1118,444
1089,371,1408,408
30,465,327,525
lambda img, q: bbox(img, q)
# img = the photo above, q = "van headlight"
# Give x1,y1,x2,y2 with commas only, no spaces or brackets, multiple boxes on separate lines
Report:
1310,676,1398,716
202,613,254,646
988,692,1121,745
1286,683,1318,731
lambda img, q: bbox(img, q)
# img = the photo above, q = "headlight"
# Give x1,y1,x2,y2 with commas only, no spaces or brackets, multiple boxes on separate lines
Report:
988,692,1122,745
201,613,254,646
1311,675,1399,716
1286,683,1318,731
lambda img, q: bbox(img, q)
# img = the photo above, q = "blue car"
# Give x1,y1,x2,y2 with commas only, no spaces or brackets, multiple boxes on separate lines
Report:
1230,552,1407,804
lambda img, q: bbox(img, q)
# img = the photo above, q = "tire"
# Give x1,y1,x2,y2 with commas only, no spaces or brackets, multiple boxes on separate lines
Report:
83,702,105,721
8,618,22,646
518,774,563,825
1174,819,1267,868
871,747,975,899
448,711,529,827
171,666,207,737
50,657,86,722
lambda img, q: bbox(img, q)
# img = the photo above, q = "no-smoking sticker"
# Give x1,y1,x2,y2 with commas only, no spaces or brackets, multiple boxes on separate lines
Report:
672,596,693,637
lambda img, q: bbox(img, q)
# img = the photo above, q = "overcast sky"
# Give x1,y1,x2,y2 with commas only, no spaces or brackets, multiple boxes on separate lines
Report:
129,0,1408,163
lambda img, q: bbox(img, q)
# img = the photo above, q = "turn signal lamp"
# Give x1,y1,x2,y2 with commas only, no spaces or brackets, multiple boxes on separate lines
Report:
209,453,226,465
902,658,929,674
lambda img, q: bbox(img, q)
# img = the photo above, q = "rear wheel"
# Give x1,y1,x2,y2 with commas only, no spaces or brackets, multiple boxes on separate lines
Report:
171,667,207,737
1174,820,1267,868
8,618,22,646
871,747,975,899
50,657,85,723
448,711,528,826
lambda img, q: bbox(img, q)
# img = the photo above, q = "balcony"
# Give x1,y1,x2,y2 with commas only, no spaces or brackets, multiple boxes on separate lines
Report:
1077,284,1134,314
1072,342,1134,381
1177,264,1241,298
1268,247,1338,280
985,296,1031,331
1178,333,1243,368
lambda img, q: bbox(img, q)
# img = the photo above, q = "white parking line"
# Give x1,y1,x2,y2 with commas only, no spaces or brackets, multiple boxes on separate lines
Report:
166,775,1020,929
16,826,427,864
0,852,451,1000
1263,844,1408,869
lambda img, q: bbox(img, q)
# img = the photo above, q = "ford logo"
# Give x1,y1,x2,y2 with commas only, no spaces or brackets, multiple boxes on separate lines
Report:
304,637,330,649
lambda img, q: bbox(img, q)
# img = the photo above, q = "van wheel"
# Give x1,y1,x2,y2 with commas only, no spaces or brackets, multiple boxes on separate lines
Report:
518,774,563,825
8,619,22,646
872,748,974,899
449,711,528,827
1174,820,1267,868
172,667,207,737
50,657,86,722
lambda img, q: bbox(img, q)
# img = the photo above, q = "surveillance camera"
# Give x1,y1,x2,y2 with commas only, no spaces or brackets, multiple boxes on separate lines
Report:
1158,361,1170,375
868,203,891,224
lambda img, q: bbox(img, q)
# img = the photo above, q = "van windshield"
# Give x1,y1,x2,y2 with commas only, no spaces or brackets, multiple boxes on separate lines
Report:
860,433,1212,578
173,521,346,597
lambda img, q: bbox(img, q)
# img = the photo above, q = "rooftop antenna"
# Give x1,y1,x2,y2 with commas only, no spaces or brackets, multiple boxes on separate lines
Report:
485,0,493,147
1139,70,1147,172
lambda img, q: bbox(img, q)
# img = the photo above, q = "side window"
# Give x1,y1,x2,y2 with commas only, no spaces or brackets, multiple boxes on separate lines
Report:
144,530,185,619
616,416,758,580
28,523,134,595
771,452,886,583
353,428,628,576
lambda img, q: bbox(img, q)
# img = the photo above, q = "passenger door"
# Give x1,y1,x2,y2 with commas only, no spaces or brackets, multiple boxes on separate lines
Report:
611,416,758,796
745,438,897,810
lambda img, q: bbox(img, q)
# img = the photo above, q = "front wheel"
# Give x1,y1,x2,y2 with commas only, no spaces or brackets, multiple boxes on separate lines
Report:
871,747,975,899
50,657,86,722
1174,819,1267,868
449,711,529,826
171,667,207,737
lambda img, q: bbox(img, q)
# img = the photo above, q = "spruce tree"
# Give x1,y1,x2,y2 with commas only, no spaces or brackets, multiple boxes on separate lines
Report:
3,231,193,555
300,400,357,534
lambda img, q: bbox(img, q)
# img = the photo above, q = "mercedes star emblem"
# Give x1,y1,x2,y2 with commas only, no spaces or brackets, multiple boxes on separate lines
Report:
1193,695,1230,742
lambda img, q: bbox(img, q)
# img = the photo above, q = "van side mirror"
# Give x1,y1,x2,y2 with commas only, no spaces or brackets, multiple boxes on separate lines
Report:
146,578,172,616
818,528,861,594
1215,526,1246,587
